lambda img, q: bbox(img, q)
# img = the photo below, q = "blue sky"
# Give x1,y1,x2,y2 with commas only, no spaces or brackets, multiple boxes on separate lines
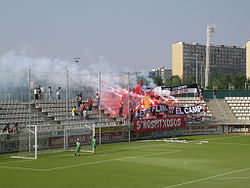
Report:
0,0,249,72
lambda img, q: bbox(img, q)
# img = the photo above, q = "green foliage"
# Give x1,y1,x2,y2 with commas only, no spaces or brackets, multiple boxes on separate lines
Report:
153,75,163,86
164,75,182,87
208,72,246,89
182,75,196,85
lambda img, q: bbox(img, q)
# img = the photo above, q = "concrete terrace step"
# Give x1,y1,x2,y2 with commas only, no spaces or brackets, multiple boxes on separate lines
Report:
206,99,237,121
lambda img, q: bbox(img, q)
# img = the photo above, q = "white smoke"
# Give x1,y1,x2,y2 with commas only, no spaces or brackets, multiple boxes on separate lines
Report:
0,51,155,95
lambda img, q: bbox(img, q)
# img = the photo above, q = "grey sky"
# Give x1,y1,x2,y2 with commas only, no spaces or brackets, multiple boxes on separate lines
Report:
0,0,249,72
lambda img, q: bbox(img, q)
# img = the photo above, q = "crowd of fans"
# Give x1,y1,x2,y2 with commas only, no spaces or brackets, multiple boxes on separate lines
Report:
1,86,101,134
71,93,100,120
1,84,213,135
34,85,61,101
1,123,19,134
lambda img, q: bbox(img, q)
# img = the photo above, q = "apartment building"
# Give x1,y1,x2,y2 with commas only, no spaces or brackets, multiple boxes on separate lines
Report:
247,41,250,79
172,42,246,86
149,67,172,82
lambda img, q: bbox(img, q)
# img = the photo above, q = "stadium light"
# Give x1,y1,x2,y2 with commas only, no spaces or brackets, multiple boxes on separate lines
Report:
74,57,80,63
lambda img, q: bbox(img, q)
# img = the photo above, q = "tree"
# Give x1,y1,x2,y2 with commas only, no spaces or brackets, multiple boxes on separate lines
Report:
182,75,196,85
165,75,182,87
208,72,246,89
231,73,246,89
153,76,163,86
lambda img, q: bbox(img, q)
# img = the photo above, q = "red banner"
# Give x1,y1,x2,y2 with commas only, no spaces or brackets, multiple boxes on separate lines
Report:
133,116,186,132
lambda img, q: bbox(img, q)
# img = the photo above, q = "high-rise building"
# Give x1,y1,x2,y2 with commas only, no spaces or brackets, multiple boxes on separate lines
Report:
172,42,246,87
247,41,250,79
149,67,172,82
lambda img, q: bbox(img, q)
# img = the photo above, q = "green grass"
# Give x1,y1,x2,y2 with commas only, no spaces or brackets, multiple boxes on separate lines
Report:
1,134,250,188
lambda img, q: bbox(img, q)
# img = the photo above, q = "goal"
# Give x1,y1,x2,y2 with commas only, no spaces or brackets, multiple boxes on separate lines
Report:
11,123,95,160
11,125,38,159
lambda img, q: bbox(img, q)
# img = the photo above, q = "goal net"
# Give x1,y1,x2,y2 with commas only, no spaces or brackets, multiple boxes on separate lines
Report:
63,123,95,153
11,125,38,159
11,123,95,159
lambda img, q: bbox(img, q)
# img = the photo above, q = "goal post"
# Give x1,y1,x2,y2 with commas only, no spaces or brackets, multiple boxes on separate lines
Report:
63,123,95,153
10,123,95,160
9,122,134,159
11,125,38,160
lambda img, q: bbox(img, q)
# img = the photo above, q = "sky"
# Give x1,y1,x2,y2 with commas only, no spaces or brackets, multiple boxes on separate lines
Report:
0,0,250,72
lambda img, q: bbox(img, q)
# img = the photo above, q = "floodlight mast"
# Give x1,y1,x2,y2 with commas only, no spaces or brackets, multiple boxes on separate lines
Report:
205,25,215,88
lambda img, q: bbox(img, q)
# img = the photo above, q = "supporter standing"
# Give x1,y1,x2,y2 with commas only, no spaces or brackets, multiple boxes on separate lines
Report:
34,87,39,101
38,86,42,100
55,87,61,100
79,101,85,117
75,94,82,109
119,101,124,117
212,87,217,99
48,86,53,101
129,109,134,124
95,93,100,108
87,97,93,111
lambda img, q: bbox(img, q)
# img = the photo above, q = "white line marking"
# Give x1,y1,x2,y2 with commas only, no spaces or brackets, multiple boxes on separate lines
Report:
197,135,246,141
208,142,250,146
214,176,250,180
0,159,30,165
164,167,250,188
0,165,48,172
0,150,181,172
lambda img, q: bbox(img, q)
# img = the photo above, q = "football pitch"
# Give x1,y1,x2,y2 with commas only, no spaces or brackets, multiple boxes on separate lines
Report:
1,134,250,188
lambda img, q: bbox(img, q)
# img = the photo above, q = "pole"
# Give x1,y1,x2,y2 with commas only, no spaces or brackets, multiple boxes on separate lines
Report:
28,69,31,125
127,72,131,143
205,25,215,88
66,69,69,121
34,125,37,159
200,64,203,88
28,69,31,153
195,54,198,84
64,128,66,150
98,71,102,145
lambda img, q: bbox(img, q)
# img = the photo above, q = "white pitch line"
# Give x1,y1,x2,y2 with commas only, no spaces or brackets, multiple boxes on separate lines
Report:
0,159,31,165
214,176,250,180
0,150,181,172
0,165,48,172
164,167,250,188
208,142,250,146
197,135,246,141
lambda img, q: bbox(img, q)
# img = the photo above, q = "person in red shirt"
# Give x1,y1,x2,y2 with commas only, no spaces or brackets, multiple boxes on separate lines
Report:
79,102,85,117
88,97,93,111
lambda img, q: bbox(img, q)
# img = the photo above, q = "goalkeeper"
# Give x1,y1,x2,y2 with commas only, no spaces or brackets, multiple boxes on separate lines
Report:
91,136,97,154
75,139,81,156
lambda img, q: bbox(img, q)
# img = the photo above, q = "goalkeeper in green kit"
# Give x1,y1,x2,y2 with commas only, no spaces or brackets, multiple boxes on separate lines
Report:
91,136,97,154
75,139,81,156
